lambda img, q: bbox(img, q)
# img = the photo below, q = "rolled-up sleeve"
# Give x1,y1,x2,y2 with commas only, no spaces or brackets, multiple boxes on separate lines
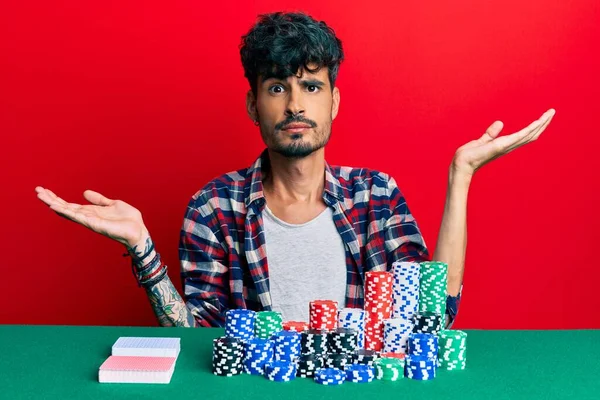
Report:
179,194,229,328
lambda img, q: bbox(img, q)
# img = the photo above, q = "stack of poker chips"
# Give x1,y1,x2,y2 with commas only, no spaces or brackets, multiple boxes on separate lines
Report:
272,331,301,362
328,328,358,354
364,271,393,351
298,330,327,377
314,367,346,385
405,355,437,380
337,308,366,348
324,327,358,370
344,364,376,383
255,311,283,339
212,270,468,383
309,300,338,330
412,311,444,334
296,354,325,378
391,261,421,320
282,321,309,332
383,318,413,353
225,309,256,340
300,329,328,355
324,353,352,369
264,360,297,382
352,349,379,366
418,261,448,317
374,357,404,381
407,333,439,358
437,330,467,370
243,338,273,375
212,337,244,376
405,332,438,380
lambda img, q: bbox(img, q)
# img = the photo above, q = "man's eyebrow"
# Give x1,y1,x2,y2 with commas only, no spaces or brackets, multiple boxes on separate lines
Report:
263,77,326,87
298,79,326,87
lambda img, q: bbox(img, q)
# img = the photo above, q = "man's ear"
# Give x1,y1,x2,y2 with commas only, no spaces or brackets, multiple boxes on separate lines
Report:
246,90,257,121
331,86,340,121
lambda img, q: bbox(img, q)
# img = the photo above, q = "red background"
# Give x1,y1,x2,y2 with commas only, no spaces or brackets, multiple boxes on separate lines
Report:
1,1,598,329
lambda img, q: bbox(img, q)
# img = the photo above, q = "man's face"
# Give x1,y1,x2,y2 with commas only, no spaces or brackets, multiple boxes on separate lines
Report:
247,63,340,159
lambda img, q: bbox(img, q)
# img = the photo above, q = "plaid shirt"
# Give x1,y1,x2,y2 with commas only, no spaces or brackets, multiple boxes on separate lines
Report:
179,149,461,328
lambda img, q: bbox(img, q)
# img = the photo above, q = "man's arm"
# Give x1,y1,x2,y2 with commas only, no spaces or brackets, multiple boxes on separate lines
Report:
435,110,556,298
127,191,231,328
127,235,197,327
432,166,470,298
430,108,556,325
384,175,461,328
430,166,470,329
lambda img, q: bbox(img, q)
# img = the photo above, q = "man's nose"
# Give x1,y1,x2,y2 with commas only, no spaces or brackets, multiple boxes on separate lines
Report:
285,87,305,117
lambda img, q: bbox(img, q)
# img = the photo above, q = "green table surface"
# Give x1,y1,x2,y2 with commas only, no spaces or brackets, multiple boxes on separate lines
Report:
0,326,599,400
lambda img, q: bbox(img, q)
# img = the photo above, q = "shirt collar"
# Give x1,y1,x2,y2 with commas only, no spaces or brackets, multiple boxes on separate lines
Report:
244,149,345,208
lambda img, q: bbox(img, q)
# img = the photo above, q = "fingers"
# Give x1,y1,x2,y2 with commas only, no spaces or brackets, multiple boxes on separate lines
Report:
508,108,556,150
36,187,84,215
35,186,66,207
36,187,100,230
493,108,556,152
523,109,555,138
479,121,504,143
48,203,90,227
83,190,114,206
46,189,68,206
531,109,555,140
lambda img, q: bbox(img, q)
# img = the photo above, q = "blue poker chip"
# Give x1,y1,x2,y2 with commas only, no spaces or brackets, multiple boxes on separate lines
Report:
243,337,273,374
225,309,256,340
344,364,375,383
314,368,345,385
273,331,301,362
264,361,297,382
407,333,438,357
405,355,437,380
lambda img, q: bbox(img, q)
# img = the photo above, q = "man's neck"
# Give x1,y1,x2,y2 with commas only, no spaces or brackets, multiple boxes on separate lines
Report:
263,148,326,206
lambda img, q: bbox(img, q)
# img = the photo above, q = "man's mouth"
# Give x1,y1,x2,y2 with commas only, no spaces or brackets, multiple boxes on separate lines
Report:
282,123,312,133
283,127,309,133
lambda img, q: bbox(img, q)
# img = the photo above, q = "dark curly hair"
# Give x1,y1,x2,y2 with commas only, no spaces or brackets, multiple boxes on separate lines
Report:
239,11,344,97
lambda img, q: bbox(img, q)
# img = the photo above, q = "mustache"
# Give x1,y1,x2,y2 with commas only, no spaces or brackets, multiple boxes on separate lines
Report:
276,116,317,130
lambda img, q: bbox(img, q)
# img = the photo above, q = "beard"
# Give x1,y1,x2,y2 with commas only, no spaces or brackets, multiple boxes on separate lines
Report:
272,135,327,158
266,123,332,159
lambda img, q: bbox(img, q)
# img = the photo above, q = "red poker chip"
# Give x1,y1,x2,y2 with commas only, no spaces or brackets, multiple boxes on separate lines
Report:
309,300,339,330
282,321,309,332
379,352,406,360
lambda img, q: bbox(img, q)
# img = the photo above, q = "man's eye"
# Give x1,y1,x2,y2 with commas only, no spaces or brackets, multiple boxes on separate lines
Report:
269,85,284,93
308,85,320,92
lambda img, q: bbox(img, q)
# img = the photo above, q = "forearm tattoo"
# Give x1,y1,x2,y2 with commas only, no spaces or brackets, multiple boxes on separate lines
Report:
126,236,196,327
145,274,197,327
127,237,154,266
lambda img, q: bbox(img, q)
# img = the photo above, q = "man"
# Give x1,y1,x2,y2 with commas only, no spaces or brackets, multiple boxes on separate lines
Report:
35,12,555,329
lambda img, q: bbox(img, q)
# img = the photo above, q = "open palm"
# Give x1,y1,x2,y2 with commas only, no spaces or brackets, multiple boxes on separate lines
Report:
35,187,147,247
453,108,556,176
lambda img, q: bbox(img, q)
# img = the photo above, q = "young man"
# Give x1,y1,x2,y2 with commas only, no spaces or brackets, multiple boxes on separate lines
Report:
36,12,555,328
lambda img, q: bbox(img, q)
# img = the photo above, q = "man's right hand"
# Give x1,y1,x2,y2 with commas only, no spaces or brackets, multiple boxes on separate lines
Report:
35,186,149,251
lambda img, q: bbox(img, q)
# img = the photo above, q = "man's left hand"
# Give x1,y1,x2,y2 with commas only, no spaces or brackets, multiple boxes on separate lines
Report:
451,108,556,177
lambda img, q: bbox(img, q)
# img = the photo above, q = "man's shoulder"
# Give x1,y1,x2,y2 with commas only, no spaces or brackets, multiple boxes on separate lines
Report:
329,164,395,192
186,167,250,211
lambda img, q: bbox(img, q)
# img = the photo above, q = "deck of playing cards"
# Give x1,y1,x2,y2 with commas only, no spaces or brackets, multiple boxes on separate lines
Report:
112,337,180,357
98,337,181,384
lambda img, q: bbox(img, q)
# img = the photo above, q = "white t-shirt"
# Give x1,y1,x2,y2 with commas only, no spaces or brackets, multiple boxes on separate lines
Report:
262,205,347,322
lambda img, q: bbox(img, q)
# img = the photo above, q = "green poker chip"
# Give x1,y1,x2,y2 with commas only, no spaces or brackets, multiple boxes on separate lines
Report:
374,357,405,381
418,262,448,317
254,311,283,339
437,329,467,370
